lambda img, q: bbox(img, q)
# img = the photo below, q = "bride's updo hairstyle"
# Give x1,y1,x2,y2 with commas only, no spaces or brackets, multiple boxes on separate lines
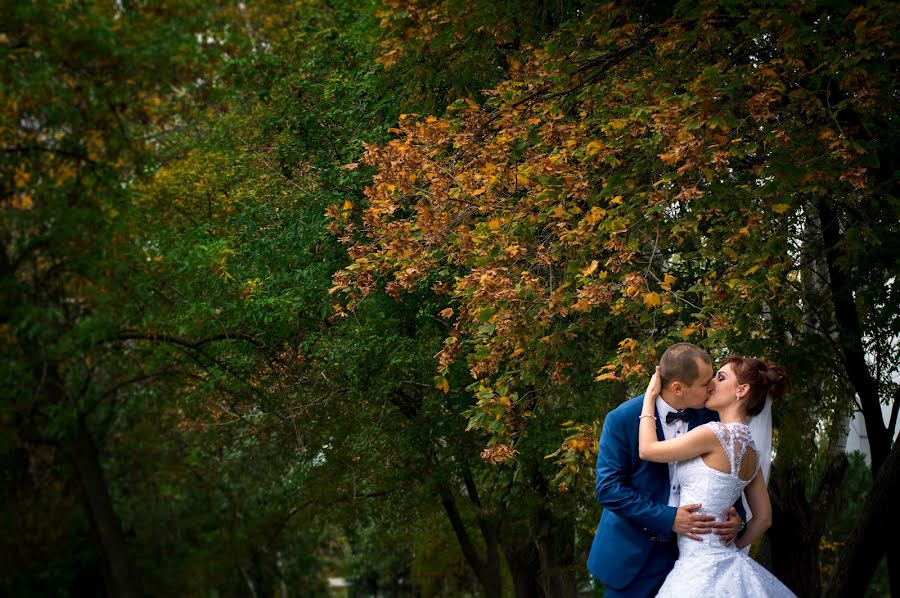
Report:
720,356,790,416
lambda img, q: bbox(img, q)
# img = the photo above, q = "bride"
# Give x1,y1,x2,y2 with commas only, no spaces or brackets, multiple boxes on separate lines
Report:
638,356,796,597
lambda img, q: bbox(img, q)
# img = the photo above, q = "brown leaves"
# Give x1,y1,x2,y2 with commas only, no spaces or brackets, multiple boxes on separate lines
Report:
481,443,518,464
327,0,892,457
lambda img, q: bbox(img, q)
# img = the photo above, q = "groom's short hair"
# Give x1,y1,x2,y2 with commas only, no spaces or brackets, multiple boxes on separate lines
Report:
659,342,712,387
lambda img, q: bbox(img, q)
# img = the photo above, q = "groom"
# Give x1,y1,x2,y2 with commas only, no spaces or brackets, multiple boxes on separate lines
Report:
587,342,744,596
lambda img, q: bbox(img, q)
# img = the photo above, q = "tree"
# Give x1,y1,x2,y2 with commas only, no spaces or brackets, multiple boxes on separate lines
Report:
5,1,894,595
331,1,898,594
1,2,239,594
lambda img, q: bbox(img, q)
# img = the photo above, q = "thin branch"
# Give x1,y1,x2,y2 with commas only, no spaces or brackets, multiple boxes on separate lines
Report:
889,386,900,442
2,145,94,163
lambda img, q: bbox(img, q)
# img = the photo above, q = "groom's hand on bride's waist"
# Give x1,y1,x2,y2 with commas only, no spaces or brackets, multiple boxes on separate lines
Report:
710,507,742,546
672,503,716,542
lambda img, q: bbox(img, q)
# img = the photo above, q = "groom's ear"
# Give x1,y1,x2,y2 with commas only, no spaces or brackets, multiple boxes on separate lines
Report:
670,380,683,395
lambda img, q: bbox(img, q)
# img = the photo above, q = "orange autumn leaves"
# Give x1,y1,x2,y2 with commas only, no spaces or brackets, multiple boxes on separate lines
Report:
326,91,691,447
326,3,889,464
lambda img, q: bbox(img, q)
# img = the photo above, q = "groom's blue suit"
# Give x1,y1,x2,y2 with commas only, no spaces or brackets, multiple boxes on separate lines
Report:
587,394,739,597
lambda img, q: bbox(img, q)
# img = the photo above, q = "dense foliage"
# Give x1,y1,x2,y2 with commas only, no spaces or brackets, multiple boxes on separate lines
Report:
2,0,897,596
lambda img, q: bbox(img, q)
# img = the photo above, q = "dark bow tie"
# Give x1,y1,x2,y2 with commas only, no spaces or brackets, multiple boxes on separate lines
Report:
665,410,691,424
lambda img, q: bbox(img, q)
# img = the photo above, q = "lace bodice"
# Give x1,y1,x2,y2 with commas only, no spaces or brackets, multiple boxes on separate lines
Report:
675,422,758,558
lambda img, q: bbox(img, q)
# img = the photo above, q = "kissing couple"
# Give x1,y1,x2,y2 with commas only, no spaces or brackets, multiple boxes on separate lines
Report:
587,342,796,597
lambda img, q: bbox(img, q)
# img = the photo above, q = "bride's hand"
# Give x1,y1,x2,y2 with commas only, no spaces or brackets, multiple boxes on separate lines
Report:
644,365,661,401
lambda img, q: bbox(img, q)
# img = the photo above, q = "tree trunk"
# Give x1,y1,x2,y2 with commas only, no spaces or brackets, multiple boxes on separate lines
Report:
276,550,289,598
69,414,143,598
815,198,899,595
503,542,542,598
768,463,820,597
501,514,578,598
816,199,889,472
437,480,502,597
240,566,259,598
824,438,900,596
536,509,577,598
768,451,848,598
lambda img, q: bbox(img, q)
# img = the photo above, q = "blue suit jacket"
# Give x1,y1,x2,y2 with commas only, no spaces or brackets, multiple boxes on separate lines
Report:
586,394,741,590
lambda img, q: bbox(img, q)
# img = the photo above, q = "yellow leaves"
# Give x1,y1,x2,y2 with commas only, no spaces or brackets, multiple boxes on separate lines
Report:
544,104,565,120
342,199,353,211
594,371,620,382
510,347,524,359
660,273,677,291
10,194,33,210
618,337,638,352
504,244,525,257
14,167,30,188
480,162,499,175
551,203,569,219
745,265,761,276
581,260,599,276
436,377,449,393
488,218,502,231
594,363,620,382
341,162,359,169
584,206,607,226
585,140,605,156
375,48,399,67
643,292,662,307
85,131,105,161
439,307,454,318
425,115,438,123
681,325,698,338
217,256,234,281
772,203,791,214
471,188,486,196
572,299,592,312
242,278,262,298
609,118,629,130
515,164,532,188
567,437,590,452
464,98,480,110
609,195,623,206
658,149,681,165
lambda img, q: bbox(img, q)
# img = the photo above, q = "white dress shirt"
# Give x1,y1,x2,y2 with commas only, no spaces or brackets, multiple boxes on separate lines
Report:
656,396,688,507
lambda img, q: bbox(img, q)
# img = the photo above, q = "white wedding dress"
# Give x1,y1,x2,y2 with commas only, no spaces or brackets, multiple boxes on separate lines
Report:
656,422,796,597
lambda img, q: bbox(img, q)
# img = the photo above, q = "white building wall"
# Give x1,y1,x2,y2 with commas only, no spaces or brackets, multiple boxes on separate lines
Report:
845,404,896,464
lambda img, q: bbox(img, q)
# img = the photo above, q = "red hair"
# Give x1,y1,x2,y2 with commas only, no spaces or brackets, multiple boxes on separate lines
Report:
720,356,790,416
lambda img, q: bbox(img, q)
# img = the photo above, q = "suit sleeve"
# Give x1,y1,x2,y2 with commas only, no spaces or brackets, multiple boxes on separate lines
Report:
734,495,748,525
594,406,677,534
